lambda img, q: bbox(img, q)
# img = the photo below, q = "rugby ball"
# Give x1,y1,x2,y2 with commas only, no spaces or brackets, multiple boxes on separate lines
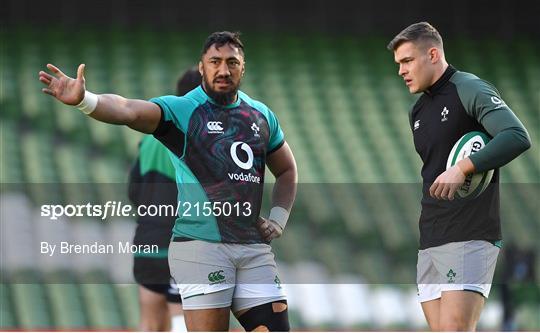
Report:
446,131,494,199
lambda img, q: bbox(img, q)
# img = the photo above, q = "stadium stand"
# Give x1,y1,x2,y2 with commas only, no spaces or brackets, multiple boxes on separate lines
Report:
0,27,538,330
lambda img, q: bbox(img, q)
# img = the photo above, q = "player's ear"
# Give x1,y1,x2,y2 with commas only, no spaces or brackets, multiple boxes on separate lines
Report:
429,47,440,64
198,61,203,76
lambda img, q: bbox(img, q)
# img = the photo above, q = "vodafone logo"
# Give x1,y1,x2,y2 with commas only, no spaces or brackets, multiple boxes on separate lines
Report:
230,142,253,170
228,142,260,183
207,121,224,134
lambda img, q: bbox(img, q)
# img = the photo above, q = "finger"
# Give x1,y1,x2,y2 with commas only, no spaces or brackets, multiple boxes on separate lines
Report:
448,184,458,201
440,185,451,200
429,177,440,197
39,71,54,81
258,222,268,231
47,63,66,78
77,64,85,81
263,227,274,241
42,88,55,96
431,182,441,199
434,183,446,200
39,76,51,85
429,182,438,198
266,230,280,241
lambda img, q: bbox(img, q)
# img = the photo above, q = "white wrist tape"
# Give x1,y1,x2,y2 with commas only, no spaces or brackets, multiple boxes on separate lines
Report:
76,91,98,114
269,206,289,230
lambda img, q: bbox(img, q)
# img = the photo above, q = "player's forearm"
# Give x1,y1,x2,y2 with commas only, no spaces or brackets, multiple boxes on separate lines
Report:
271,167,297,212
88,94,160,133
470,109,531,173
469,127,531,173
89,94,139,125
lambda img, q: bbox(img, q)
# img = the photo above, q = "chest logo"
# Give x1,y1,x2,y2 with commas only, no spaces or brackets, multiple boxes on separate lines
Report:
441,107,449,122
251,122,260,137
207,121,224,134
491,96,507,109
230,141,254,170
414,120,420,131
228,141,260,183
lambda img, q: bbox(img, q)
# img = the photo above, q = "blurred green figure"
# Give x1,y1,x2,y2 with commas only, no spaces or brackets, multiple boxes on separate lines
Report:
128,67,201,331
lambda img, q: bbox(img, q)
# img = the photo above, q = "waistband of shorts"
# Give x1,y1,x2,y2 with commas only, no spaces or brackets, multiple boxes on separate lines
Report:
172,237,270,245
172,236,196,242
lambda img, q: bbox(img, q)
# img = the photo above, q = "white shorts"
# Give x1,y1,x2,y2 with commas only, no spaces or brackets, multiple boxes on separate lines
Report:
417,240,500,303
168,240,286,311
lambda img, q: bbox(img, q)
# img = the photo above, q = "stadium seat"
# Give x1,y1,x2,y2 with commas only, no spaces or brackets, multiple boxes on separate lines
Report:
44,280,88,329
0,120,24,183
114,284,140,329
10,278,53,329
79,283,125,329
0,283,17,329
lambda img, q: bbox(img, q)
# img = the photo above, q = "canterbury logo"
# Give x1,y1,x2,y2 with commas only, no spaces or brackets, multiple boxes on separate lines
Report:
207,121,224,134
208,270,225,283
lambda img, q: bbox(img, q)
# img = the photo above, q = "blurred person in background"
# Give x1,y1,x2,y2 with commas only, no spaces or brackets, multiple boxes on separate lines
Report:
39,31,297,332
499,244,537,331
388,22,530,331
128,67,201,331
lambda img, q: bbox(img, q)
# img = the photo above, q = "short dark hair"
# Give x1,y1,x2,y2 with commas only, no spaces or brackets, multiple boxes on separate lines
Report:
201,31,244,56
387,22,443,51
176,67,201,96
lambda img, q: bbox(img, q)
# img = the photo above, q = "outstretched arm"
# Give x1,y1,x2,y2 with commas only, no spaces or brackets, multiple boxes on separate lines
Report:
39,63,161,133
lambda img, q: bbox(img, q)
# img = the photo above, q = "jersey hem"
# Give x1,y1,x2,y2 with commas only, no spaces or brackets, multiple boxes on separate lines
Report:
419,237,503,250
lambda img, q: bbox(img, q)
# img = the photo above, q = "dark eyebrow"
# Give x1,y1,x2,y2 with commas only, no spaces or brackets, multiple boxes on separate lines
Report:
208,56,241,62
396,56,413,64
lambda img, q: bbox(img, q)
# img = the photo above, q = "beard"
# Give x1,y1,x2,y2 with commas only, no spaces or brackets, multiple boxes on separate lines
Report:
202,74,240,106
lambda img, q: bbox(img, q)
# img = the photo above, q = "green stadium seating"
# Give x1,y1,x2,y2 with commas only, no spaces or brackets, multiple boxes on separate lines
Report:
9,271,53,329
0,282,17,328
79,280,124,329
45,281,88,328
114,284,140,329
0,120,24,183
1,27,539,330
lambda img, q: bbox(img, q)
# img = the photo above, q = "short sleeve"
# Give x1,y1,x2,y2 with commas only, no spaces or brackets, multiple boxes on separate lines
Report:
150,95,196,133
266,109,285,153
150,95,197,158
236,91,285,154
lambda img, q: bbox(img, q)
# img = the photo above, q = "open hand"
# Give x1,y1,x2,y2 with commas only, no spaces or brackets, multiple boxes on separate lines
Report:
39,63,86,105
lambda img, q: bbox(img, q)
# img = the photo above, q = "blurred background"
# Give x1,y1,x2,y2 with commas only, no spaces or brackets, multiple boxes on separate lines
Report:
1,0,539,330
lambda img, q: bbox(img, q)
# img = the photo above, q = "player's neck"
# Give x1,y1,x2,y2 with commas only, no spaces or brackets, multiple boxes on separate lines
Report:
430,62,449,87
